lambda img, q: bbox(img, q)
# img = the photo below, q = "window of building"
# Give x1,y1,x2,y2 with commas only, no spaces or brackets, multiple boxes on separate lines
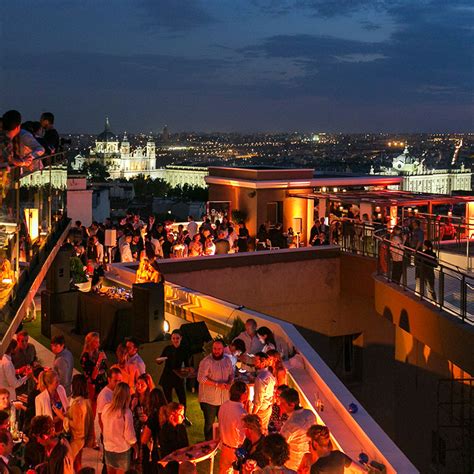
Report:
267,201,283,226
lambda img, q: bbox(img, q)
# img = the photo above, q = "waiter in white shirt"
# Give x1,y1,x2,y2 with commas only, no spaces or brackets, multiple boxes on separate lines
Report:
218,381,248,474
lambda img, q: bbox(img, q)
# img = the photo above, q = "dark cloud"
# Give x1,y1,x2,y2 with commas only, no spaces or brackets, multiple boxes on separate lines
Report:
2,0,472,131
3,51,227,92
253,0,386,18
137,0,215,31
361,21,381,31
237,0,474,108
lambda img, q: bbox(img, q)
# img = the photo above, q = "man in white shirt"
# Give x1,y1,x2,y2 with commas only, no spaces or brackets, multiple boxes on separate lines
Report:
198,340,234,440
235,319,264,370
125,338,146,375
96,368,123,433
280,388,317,471
186,215,198,239
218,381,248,474
150,236,164,258
252,352,275,431
120,235,134,263
91,235,104,264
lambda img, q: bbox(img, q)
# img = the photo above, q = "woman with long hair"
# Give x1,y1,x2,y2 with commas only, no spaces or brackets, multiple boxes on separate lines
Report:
80,332,107,408
64,374,94,472
266,350,288,387
131,373,154,463
35,370,69,434
256,327,277,353
268,384,289,434
111,343,139,394
158,402,189,458
102,382,137,474
141,387,168,472
188,233,203,257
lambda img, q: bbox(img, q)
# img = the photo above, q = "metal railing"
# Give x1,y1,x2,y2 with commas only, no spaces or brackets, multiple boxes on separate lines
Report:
0,152,69,338
330,214,474,269
375,237,473,323
335,220,474,323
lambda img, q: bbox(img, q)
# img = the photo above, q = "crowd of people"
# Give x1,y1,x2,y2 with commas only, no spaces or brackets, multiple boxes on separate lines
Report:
66,213,258,274
0,318,366,473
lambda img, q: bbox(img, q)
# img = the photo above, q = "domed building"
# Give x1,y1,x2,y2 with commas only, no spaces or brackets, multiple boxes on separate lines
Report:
73,117,161,179
377,145,472,195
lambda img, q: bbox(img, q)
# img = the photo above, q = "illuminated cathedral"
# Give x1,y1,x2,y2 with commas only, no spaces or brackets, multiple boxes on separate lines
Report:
73,117,162,179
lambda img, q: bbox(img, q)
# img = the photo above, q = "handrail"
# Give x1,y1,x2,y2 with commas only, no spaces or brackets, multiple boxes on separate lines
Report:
20,151,68,181
0,218,72,356
373,234,473,323
373,231,471,277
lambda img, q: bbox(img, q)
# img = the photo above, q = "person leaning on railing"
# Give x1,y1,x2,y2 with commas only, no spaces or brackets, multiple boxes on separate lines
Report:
0,110,33,208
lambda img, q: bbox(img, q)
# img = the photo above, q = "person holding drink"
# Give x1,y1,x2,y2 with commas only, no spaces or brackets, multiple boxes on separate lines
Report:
80,332,108,411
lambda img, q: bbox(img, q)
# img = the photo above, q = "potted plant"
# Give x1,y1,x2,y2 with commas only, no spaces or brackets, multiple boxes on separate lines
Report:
70,256,90,291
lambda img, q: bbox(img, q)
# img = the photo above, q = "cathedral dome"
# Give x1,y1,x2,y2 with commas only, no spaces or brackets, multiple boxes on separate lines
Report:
97,117,117,142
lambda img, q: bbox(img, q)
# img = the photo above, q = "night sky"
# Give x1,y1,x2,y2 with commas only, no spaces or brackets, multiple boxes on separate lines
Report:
2,0,473,133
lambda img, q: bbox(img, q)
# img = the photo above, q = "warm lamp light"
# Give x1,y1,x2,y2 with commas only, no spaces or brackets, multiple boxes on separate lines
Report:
24,208,39,241
163,320,170,333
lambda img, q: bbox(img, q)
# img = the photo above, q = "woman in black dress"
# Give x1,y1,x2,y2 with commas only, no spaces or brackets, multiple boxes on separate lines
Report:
141,388,168,473
80,332,107,413
237,222,250,253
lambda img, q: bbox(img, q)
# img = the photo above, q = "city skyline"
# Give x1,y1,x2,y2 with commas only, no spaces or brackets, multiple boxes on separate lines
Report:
2,0,473,133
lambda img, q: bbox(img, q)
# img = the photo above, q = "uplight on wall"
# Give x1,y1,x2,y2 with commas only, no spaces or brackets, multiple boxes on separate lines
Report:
24,208,39,241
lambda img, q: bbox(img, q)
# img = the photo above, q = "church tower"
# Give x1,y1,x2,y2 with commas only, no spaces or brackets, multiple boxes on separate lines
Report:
120,133,130,171
146,136,156,171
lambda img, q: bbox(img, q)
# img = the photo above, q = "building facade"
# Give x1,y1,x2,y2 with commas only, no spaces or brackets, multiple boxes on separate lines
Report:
20,166,67,188
73,118,163,180
163,165,208,188
375,146,472,195
72,119,209,187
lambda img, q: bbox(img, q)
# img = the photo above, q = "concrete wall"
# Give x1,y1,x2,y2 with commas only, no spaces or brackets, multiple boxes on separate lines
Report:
160,248,341,331
374,276,474,375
